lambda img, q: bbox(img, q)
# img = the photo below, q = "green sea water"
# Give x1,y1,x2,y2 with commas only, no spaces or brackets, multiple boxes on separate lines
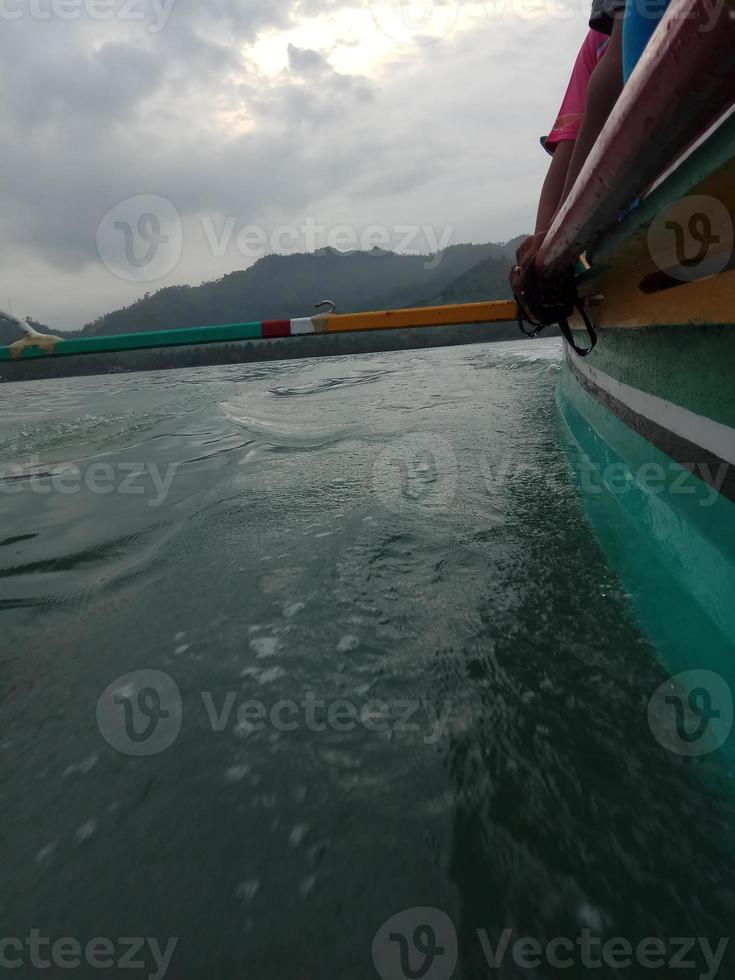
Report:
1,339,734,979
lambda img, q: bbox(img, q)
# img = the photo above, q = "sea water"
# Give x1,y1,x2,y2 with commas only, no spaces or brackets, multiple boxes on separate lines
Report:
1,339,734,979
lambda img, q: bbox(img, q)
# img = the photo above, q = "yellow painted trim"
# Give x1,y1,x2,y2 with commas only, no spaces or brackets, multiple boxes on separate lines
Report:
10,333,63,359
577,266,735,331
576,153,735,330
326,300,517,333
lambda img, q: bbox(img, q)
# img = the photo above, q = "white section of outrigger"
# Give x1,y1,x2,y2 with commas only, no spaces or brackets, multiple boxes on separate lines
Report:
0,308,42,337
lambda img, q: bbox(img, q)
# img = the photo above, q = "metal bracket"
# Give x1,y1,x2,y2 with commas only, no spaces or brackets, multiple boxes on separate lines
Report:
315,300,336,315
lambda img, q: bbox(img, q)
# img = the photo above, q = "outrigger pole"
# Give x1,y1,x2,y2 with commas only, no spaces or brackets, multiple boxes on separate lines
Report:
0,300,517,363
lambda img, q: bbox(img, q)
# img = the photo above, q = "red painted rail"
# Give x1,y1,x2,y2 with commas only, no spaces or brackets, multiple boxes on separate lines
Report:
536,0,735,278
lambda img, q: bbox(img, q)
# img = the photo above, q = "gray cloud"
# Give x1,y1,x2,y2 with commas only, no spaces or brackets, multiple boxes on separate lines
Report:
0,0,588,328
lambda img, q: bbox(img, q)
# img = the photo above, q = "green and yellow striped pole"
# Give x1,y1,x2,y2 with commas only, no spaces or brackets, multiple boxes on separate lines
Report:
0,301,517,363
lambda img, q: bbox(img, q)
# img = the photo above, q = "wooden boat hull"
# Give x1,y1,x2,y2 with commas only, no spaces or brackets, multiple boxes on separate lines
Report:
558,274,734,751
563,321,735,505
555,100,735,740
558,330,735,769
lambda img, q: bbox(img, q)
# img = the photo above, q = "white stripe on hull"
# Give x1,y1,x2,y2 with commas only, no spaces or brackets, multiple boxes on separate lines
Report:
569,352,735,465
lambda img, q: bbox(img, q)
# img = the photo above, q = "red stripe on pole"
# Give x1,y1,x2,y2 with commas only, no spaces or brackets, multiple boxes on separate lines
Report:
262,320,292,338
536,0,735,279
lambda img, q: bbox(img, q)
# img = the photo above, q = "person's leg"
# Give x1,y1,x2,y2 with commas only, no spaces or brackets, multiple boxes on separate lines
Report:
510,141,576,296
535,140,576,235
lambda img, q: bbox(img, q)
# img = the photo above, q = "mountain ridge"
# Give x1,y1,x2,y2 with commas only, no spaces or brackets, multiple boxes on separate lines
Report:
81,238,523,337
0,237,524,346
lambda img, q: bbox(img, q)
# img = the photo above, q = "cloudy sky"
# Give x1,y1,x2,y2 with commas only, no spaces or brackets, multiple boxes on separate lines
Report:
0,0,591,330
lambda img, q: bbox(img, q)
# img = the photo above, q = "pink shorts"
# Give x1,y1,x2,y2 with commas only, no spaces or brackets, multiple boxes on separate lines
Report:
543,29,610,154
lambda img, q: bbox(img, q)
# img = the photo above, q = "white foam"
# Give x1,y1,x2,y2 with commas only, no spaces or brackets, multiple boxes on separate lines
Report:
236,880,261,903
250,636,280,659
63,753,98,777
224,764,250,784
74,820,97,844
300,874,317,898
289,823,309,847
35,842,57,865
577,902,603,932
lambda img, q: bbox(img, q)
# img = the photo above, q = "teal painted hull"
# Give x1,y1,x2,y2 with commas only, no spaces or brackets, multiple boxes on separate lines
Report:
558,324,735,772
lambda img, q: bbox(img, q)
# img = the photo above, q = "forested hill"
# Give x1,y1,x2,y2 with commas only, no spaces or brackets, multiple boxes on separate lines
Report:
80,239,522,337
425,254,517,307
0,239,522,345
